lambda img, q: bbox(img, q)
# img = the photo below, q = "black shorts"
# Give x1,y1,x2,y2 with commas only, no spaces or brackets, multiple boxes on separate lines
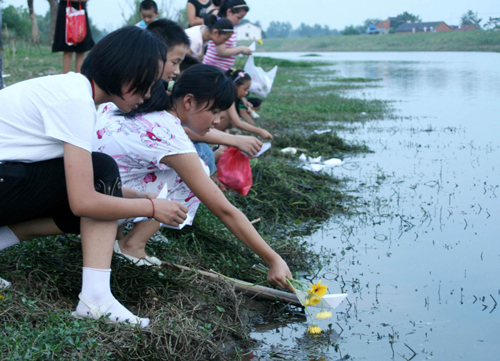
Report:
0,153,122,234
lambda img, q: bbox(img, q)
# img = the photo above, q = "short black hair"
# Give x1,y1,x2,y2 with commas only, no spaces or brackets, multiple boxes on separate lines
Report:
140,0,158,12
81,26,166,98
173,64,235,112
147,19,190,49
219,0,249,17
204,14,234,33
128,64,235,118
226,68,251,87
180,54,201,73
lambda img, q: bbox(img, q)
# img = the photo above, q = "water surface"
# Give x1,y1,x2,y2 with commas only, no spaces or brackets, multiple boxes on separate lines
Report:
251,52,500,360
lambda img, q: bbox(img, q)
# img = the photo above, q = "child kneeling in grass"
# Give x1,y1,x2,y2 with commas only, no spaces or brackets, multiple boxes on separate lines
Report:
94,64,293,291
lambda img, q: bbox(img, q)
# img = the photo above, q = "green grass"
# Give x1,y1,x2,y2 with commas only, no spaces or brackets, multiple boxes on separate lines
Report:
240,30,500,53
0,46,392,359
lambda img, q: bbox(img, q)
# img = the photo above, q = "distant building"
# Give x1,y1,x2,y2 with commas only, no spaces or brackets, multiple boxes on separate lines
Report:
376,19,393,34
395,21,452,33
450,24,478,31
235,21,262,41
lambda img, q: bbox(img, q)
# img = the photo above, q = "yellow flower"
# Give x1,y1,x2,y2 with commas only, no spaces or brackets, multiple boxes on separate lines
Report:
308,323,322,334
257,39,263,45
304,291,321,306
314,311,333,320
0,295,4,300
309,280,327,297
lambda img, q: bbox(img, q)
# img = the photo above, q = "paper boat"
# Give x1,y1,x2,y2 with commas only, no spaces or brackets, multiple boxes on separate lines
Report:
295,291,348,309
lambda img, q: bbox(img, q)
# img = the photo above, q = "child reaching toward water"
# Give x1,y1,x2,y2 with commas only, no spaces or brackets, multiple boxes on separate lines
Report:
215,69,273,139
185,14,234,61
0,27,180,327
203,0,252,71
94,64,293,291
226,68,263,126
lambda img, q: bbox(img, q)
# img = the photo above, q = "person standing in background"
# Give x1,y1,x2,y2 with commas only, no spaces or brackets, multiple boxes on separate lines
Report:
52,0,94,73
0,7,4,89
186,0,211,27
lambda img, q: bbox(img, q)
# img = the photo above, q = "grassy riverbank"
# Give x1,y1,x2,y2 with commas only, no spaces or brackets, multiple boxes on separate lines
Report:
0,46,391,359
241,30,500,53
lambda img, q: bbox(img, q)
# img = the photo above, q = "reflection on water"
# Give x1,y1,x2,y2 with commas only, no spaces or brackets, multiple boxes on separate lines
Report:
251,52,500,360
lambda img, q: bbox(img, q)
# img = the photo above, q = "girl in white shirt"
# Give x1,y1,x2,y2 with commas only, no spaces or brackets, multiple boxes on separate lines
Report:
94,64,294,292
0,26,178,327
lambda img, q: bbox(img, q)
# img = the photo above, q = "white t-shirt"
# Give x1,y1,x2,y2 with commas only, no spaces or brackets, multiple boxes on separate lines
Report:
185,25,207,59
93,103,209,226
0,73,95,162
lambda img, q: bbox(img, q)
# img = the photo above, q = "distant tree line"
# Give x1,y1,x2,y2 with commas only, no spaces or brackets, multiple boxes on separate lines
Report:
263,9,498,39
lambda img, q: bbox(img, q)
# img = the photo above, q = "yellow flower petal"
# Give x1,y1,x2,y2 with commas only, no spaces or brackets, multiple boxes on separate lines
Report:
305,293,321,306
0,295,4,300
308,324,322,334
309,280,328,297
314,311,333,320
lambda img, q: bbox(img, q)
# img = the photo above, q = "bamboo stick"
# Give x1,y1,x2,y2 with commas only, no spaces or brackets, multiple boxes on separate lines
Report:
163,262,301,306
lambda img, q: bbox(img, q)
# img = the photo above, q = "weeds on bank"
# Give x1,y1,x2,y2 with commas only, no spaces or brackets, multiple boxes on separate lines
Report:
0,48,392,359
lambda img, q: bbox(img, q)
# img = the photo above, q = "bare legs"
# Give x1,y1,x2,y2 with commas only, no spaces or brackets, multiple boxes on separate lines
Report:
62,52,86,73
117,220,161,260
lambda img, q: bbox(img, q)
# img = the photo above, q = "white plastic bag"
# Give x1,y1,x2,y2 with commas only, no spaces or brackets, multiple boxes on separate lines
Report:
244,55,278,98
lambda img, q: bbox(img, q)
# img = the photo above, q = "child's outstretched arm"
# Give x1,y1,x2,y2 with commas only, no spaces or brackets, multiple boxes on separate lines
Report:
238,107,256,125
184,127,263,157
215,43,252,57
222,104,273,140
163,152,294,291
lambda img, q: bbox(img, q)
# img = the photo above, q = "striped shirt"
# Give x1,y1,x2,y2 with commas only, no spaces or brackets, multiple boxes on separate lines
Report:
203,32,237,71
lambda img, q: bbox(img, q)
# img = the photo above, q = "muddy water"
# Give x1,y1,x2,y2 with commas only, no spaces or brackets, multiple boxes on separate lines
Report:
251,52,500,360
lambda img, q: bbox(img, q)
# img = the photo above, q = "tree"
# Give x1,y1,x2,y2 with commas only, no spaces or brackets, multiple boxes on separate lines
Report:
461,10,482,29
484,17,500,31
266,21,292,38
46,0,58,41
27,0,40,44
391,12,421,30
341,25,360,36
2,5,31,39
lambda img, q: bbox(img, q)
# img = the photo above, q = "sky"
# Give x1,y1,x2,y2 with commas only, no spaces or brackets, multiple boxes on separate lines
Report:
1,0,499,32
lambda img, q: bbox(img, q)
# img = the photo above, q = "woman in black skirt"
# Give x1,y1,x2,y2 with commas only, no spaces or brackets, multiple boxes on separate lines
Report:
52,0,94,73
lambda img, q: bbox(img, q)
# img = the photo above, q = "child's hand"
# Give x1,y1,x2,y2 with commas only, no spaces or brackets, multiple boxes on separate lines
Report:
242,98,253,109
240,47,252,56
153,199,188,227
234,135,262,156
267,256,294,292
258,129,274,140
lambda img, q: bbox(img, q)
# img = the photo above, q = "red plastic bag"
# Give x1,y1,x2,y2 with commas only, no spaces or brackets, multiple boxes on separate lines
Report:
217,147,253,196
65,0,87,46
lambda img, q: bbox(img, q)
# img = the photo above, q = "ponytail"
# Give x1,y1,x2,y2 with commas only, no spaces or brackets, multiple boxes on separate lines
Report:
219,0,249,18
226,68,251,86
204,14,234,33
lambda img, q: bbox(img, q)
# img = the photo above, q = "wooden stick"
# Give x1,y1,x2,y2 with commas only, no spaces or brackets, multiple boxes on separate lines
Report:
163,262,301,306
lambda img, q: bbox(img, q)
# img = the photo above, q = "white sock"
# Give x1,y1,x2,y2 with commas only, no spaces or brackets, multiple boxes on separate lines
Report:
0,226,20,251
76,267,150,327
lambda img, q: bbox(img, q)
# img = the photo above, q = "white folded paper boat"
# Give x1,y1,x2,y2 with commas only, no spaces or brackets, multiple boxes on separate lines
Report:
295,290,348,309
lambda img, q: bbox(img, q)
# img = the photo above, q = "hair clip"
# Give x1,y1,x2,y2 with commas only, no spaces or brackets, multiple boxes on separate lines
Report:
232,4,248,8
167,81,175,93
233,71,247,83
